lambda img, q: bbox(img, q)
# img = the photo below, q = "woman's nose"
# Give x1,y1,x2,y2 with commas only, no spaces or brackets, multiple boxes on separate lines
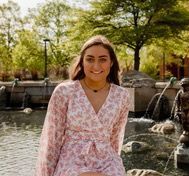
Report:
93,61,101,70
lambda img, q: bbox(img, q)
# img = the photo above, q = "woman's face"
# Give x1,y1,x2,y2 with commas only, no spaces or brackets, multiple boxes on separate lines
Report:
83,45,112,82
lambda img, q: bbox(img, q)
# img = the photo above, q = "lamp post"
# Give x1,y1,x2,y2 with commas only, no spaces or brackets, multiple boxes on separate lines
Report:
162,51,165,81
43,39,50,78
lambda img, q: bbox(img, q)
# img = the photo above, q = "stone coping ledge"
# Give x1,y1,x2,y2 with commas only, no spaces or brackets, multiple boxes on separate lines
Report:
0,80,62,87
0,80,182,90
155,81,181,89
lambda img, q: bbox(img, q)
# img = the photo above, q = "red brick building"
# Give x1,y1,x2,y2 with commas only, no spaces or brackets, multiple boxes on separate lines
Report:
159,56,189,80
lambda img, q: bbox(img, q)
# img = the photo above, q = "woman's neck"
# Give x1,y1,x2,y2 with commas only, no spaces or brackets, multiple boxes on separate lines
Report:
82,78,109,93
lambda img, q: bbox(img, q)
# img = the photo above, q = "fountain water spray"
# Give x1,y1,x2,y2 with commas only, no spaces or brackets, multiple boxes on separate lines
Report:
145,77,177,120
40,77,50,109
9,78,19,107
0,86,6,109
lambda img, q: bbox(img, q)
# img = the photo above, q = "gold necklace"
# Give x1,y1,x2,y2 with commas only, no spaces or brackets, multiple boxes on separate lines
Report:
83,79,107,93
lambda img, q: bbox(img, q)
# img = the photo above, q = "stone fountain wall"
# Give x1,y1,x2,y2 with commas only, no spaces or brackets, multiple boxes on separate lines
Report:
0,80,62,109
0,75,181,113
124,82,180,113
121,70,181,116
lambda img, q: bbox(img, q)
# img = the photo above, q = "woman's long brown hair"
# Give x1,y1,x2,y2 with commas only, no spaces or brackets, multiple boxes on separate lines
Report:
69,35,120,85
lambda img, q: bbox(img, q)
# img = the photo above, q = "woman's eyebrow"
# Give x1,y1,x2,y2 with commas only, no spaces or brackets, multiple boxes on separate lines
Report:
85,55,94,58
85,54,108,58
99,55,108,58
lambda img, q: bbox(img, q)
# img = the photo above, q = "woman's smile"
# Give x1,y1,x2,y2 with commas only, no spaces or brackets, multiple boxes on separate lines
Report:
83,45,112,83
91,71,103,74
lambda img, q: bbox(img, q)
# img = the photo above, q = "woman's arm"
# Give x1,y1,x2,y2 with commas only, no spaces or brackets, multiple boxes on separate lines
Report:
110,90,130,155
35,84,69,176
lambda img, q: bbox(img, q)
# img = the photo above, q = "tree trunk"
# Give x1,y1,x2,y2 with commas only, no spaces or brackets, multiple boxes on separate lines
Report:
134,46,140,71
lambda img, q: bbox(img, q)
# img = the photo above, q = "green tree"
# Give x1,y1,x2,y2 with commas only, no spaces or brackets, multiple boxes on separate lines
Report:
71,0,189,71
27,0,72,70
0,0,22,73
140,32,189,80
140,45,161,79
12,30,44,79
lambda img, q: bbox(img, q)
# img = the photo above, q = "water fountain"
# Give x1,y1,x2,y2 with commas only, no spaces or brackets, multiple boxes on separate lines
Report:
1,76,189,175
6,78,30,110
123,77,189,175
21,92,31,109
9,78,19,108
0,85,6,109
122,116,186,176
0,77,56,111
169,89,183,121
40,77,50,109
43,77,49,99
144,77,177,121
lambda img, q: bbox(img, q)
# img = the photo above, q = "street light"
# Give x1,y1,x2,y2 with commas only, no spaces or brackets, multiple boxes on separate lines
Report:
43,38,50,78
162,51,165,82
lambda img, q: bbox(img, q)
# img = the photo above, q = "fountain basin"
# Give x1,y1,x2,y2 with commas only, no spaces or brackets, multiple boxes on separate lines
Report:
0,111,188,176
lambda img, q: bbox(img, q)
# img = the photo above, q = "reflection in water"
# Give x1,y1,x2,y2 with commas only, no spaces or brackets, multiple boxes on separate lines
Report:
0,111,45,176
0,124,41,176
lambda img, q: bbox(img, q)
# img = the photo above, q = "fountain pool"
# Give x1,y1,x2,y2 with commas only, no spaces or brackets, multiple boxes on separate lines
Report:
0,111,188,176
0,110,45,176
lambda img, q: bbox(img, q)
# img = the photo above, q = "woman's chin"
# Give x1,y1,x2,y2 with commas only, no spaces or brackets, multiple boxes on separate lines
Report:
87,77,106,83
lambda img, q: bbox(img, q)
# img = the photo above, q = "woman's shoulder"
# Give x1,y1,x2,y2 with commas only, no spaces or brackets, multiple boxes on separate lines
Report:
112,84,130,107
57,79,76,87
112,83,129,96
54,80,77,94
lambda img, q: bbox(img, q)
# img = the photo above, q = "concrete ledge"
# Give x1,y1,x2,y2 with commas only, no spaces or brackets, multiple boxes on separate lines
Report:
0,80,62,108
125,87,156,112
124,81,181,113
0,80,61,87
0,80,182,113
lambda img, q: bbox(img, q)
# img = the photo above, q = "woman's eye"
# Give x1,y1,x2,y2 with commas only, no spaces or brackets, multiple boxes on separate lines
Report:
99,58,107,62
86,58,94,62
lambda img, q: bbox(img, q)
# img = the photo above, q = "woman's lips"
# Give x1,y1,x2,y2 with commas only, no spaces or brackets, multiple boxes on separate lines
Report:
91,71,103,74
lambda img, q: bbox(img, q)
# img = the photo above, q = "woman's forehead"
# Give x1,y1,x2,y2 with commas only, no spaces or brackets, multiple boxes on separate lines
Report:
84,45,109,54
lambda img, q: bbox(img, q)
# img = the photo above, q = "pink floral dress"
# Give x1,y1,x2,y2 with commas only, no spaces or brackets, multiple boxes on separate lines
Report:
35,80,130,176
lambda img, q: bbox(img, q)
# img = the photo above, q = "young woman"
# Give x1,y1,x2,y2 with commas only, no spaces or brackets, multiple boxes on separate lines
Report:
35,35,130,176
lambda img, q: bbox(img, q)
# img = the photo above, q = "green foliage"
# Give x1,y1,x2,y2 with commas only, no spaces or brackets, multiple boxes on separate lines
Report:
140,55,159,79
65,8,95,53
69,0,189,70
32,0,71,41
1,0,189,80
27,0,73,72
115,45,133,71
0,0,22,73
12,30,43,74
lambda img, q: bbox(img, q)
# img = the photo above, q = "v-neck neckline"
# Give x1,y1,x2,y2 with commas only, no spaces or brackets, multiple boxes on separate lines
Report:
77,80,113,117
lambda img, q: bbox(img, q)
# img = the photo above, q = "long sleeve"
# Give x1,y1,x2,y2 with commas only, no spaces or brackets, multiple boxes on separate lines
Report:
110,90,130,155
35,84,69,176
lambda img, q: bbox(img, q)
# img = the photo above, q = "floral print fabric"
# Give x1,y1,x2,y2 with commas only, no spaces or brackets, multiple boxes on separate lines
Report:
35,80,130,176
